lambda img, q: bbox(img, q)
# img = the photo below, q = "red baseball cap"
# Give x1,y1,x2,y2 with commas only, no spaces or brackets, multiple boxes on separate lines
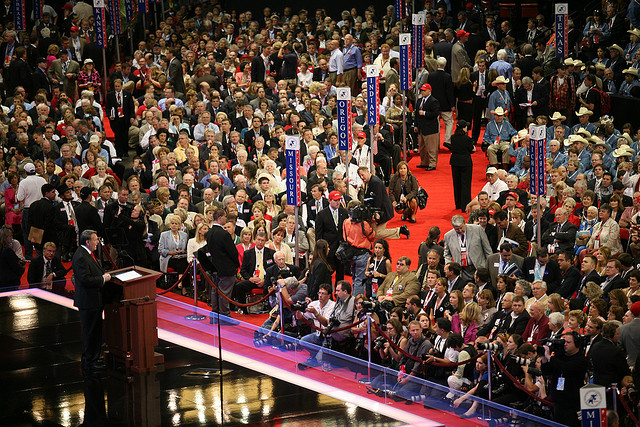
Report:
70,26,79,32
457,30,470,38
328,191,342,201
357,131,367,139
420,83,432,91
506,191,519,200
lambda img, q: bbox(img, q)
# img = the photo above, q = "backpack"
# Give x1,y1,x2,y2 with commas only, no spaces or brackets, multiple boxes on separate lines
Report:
591,86,611,115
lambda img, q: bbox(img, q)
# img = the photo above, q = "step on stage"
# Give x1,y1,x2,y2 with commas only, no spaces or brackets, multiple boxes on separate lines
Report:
0,289,443,426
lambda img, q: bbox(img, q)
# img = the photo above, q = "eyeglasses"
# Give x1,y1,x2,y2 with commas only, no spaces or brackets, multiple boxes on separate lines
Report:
396,262,405,266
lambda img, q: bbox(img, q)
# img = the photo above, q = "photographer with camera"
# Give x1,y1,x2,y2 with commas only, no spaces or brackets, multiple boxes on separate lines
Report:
375,318,408,369
298,281,355,370
342,200,377,296
357,166,410,239
264,251,303,305
540,331,588,426
254,277,301,346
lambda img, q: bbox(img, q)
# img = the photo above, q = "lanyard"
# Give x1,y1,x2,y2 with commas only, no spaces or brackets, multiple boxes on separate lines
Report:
373,256,384,272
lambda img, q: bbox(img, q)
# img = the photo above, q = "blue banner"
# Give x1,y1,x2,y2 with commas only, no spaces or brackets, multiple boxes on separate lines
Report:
94,6,107,48
394,0,404,21
109,0,122,35
285,137,300,206
337,87,351,151
124,0,133,21
399,34,411,91
12,0,25,31
138,0,147,14
412,14,425,69
528,125,547,196
33,0,41,20
366,65,379,126
555,4,568,58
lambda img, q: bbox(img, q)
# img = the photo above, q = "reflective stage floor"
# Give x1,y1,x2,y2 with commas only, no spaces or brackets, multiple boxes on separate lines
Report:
0,293,405,426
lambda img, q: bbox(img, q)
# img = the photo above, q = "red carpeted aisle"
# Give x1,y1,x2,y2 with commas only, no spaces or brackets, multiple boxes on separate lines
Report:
384,121,489,262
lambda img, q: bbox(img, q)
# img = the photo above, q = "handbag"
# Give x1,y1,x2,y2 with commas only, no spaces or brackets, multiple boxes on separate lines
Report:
416,187,429,209
28,226,44,244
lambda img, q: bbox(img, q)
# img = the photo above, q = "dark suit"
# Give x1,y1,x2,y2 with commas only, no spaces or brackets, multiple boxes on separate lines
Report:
27,254,67,291
600,274,627,295
206,223,239,315
424,294,452,320
72,245,107,370
315,206,349,282
505,310,531,336
514,84,548,129
250,54,272,84
541,221,577,254
414,94,440,168
264,262,301,291
470,69,489,142
521,258,562,292
4,57,31,98
363,174,395,225
105,89,135,156
312,67,329,82
575,270,603,299
590,338,630,387
556,266,581,299
167,57,186,94
448,133,474,209
235,246,276,307
433,42,453,73
427,69,455,112
304,197,328,229
28,197,58,252
31,66,51,95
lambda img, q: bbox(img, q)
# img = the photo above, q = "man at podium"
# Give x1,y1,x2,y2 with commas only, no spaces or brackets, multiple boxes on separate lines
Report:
73,229,111,374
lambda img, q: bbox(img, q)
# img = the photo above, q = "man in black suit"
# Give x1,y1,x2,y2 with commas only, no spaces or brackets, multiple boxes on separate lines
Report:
250,45,273,84
556,252,581,299
264,250,301,292
358,168,410,239
123,156,153,189
315,191,349,282
28,183,58,257
56,185,80,262
105,79,135,158
32,57,51,96
477,292,513,339
312,58,329,82
479,15,502,44
206,209,240,318
4,46,31,98
414,83,441,170
234,231,275,313
303,184,328,230
103,188,133,244
75,187,104,239
590,321,630,387
600,259,627,295
504,295,531,336
521,248,562,293
541,208,577,254
575,255,603,299
166,47,186,94
27,241,67,293
427,58,455,146
470,58,489,144
514,76,548,129
73,229,112,373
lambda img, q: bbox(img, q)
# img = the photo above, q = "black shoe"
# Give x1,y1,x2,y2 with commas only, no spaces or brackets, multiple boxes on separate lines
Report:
416,164,428,168
425,166,436,171
409,218,416,223
399,225,410,238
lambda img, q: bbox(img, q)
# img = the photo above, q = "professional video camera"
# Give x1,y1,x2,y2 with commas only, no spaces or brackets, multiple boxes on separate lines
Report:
351,193,383,223
477,341,503,352
291,300,308,312
539,337,565,356
322,317,341,336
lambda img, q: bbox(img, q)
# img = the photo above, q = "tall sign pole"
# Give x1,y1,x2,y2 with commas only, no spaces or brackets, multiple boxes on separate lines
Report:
366,65,379,176
94,0,108,101
399,33,412,162
529,124,547,249
555,4,568,58
286,136,301,267
412,14,425,70
337,87,353,174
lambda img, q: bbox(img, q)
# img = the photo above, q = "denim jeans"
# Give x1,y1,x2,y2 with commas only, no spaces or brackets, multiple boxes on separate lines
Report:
351,252,370,297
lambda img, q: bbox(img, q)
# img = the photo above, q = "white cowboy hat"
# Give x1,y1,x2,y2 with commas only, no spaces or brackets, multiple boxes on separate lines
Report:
624,68,639,78
575,128,592,139
576,107,594,117
613,144,636,157
492,75,510,86
549,112,566,121
493,106,506,116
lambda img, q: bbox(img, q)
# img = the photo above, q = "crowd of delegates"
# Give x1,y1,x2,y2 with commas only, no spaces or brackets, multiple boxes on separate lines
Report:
2,0,640,425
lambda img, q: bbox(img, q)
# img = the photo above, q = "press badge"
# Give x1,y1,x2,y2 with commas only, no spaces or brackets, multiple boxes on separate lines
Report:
557,377,565,391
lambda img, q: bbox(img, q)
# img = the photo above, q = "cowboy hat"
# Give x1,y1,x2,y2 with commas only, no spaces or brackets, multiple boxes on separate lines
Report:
623,68,639,78
569,134,588,145
549,112,566,121
492,75,510,86
620,132,634,145
564,58,574,66
609,44,625,56
513,129,528,141
613,144,636,157
493,106,506,116
576,106,593,117
629,28,640,38
575,128,592,139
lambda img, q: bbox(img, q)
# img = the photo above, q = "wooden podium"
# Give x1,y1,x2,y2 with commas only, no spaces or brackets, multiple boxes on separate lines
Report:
104,266,164,372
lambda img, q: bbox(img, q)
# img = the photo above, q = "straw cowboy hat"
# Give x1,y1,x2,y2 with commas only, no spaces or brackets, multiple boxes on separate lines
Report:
575,128,592,139
623,68,639,78
620,133,634,145
549,112,566,121
493,106,506,116
629,28,640,38
576,107,593,117
564,58,574,66
613,144,636,157
492,75,510,86
513,129,528,142
569,134,588,145
609,44,625,56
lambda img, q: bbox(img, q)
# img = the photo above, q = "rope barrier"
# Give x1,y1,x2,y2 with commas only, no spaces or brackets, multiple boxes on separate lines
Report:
491,355,554,407
157,261,194,296
372,322,485,366
617,388,640,426
197,263,276,307
296,311,366,333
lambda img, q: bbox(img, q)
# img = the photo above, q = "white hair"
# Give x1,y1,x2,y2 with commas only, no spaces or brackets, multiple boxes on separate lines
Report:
497,49,507,60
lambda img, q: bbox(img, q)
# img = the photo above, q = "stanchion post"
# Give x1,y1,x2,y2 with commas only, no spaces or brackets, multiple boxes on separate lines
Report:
277,280,285,347
612,383,617,412
487,350,492,401
366,313,372,381
185,260,205,321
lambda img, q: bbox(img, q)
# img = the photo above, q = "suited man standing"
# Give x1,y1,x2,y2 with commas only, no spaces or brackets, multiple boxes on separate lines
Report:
31,56,51,96
618,302,640,369
251,45,273,84
47,49,79,101
494,210,528,257
166,47,186,94
556,252,581,299
75,187,104,238
451,30,472,83
73,229,111,373
206,209,239,318
105,79,135,158
470,58,488,144
315,191,349,282
5,46,31,98
444,214,494,283
358,168,409,239
541,208,577,254
514,76,548,129
427,57,455,146
414,83,440,170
